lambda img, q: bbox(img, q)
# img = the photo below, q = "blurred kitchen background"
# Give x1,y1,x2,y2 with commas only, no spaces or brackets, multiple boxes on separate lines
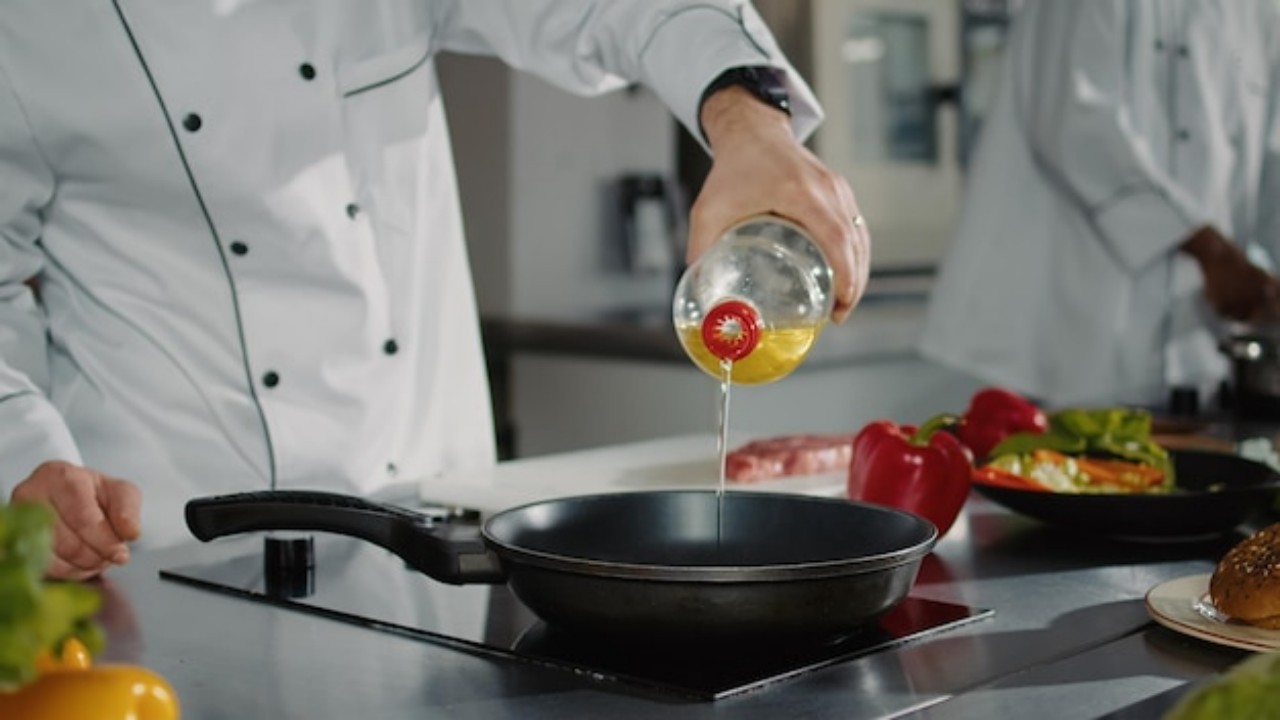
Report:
437,0,1022,460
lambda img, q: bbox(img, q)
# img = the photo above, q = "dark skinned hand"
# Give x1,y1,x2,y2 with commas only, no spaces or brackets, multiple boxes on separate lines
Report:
1181,225,1280,323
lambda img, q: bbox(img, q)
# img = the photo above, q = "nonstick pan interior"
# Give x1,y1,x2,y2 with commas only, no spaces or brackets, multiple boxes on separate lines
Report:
483,491,937,644
486,491,936,580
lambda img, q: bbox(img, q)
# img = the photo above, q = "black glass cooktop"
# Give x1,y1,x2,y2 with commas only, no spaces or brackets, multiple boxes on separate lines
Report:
160,534,991,700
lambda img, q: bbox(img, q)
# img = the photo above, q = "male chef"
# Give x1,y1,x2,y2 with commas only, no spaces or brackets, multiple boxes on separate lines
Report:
0,1,869,578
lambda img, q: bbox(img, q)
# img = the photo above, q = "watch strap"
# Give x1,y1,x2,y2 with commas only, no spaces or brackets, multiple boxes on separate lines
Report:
697,65,792,144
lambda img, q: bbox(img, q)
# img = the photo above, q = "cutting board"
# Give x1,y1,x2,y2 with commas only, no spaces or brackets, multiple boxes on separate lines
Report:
417,435,848,514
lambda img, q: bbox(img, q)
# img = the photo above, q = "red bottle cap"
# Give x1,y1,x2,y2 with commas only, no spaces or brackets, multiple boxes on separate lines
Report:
701,300,761,362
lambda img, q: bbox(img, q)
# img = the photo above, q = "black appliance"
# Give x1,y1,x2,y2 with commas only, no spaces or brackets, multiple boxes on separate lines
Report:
161,529,991,701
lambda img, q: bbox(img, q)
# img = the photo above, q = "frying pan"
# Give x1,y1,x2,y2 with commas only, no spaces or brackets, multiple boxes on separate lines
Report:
185,490,937,645
972,449,1280,540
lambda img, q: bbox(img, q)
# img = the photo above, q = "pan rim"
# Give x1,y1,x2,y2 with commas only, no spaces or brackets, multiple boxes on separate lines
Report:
481,490,939,583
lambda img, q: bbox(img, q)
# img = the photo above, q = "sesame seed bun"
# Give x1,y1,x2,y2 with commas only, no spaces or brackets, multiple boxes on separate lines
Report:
1209,523,1280,629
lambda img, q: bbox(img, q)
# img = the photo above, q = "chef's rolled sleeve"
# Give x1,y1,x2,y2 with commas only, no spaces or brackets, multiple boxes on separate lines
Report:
0,59,78,492
435,1,821,148
0,392,82,491
635,4,822,150
1092,190,1200,272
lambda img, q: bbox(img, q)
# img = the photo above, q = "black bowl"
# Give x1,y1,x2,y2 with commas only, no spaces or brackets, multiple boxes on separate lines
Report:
972,450,1280,540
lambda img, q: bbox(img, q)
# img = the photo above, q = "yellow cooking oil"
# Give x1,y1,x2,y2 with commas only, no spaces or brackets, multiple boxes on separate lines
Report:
716,357,732,546
677,323,822,385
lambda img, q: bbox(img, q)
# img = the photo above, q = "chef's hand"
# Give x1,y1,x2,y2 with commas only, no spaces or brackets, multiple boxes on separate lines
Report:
692,85,870,324
10,461,141,580
1181,225,1280,322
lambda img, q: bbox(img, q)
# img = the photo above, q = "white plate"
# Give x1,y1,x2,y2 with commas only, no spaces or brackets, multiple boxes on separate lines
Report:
1145,574,1280,652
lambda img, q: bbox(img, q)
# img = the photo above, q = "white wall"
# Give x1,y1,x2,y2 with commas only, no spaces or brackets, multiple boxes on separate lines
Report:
510,353,985,457
437,54,512,316
438,54,684,318
509,74,678,316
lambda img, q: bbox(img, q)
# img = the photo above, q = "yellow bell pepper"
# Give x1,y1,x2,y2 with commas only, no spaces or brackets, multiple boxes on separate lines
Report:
34,637,93,674
0,638,180,720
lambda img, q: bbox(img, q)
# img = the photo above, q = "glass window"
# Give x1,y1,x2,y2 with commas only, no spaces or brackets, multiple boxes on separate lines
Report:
845,12,936,164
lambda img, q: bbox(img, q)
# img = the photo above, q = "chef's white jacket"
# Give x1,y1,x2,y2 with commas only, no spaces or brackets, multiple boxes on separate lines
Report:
920,0,1280,407
0,1,820,546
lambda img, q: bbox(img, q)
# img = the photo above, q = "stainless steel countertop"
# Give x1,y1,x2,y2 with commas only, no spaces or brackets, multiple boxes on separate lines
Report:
90,493,1260,720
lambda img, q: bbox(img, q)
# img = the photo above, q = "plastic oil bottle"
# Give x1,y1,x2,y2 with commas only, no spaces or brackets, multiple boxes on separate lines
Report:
672,215,835,385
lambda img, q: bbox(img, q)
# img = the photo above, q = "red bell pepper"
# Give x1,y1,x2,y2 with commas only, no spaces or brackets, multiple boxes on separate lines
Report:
847,414,972,537
957,387,1048,459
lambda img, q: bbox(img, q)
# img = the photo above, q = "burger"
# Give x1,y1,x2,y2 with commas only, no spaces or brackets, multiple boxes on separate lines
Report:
1209,522,1280,629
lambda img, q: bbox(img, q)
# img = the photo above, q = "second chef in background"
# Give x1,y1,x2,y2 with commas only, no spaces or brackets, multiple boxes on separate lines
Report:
921,0,1280,409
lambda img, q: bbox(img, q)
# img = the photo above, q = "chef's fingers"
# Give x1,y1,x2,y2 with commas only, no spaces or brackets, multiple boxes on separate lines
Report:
795,191,861,324
1244,281,1280,324
102,476,143,544
1231,274,1280,323
9,461,128,578
835,182,871,325
751,164,860,324
47,474,132,569
38,504,115,580
850,213,872,322
775,166,867,324
45,553,108,582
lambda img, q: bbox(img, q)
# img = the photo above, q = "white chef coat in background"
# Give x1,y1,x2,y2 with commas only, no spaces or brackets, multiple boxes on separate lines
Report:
0,1,821,546
919,0,1280,408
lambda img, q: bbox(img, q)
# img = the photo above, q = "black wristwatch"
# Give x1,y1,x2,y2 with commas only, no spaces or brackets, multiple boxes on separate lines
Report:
697,65,792,143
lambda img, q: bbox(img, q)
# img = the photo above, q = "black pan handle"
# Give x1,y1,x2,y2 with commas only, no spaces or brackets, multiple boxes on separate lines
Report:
185,490,505,585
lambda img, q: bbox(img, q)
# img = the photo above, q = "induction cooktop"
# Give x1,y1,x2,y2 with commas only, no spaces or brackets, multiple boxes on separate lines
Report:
160,533,991,700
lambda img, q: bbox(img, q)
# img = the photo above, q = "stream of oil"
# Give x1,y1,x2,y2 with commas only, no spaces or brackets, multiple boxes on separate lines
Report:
716,358,733,549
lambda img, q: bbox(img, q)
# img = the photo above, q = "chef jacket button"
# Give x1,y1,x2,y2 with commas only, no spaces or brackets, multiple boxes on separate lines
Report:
299,63,317,81
386,462,398,477
383,339,399,356
1177,45,1189,58
1154,39,1164,52
1177,128,1191,141
182,113,203,132
229,241,249,256
262,371,280,388
345,203,361,219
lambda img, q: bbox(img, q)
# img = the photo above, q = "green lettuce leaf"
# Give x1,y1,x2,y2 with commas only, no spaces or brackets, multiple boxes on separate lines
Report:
988,407,1173,488
1165,652,1280,720
0,502,103,691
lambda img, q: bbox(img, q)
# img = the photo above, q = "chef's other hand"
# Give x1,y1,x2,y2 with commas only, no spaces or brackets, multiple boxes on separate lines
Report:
1182,225,1280,322
691,85,870,324
10,461,141,580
